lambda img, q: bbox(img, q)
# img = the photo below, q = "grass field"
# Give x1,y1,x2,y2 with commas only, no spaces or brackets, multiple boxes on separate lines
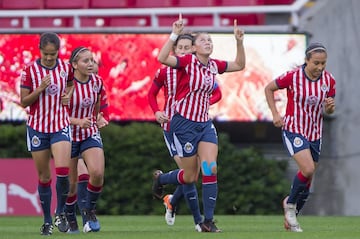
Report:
0,215,359,239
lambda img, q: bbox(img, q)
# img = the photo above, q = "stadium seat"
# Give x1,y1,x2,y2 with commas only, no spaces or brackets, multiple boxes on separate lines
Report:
263,0,294,4
89,0,131,8
109,16,151,27
220,0,264,6
44,0,89,9
177,0,221,7
158,15,213,26
29,17,73,28
134,0,177,8
2,0,44,9
220,13,265,25
0,18,23,28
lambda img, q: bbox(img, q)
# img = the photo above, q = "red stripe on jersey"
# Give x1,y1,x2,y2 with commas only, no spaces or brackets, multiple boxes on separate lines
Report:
276,65,336,141
21,59,72,133
175,54,227,122
70,74,103,142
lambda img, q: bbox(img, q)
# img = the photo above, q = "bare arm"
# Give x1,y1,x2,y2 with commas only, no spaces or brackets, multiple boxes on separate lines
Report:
324,97,335,114
157,13,184,67
226,20,246,72
264,80,283,128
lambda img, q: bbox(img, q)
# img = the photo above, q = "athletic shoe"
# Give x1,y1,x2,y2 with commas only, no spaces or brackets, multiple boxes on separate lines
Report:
163,194,175,225
283,198,303,232
83,209,100,232
54,212,69,232
200,220,221,232
65,212,80,234
195,223,203,232
40,223,54,236
152,170,163,200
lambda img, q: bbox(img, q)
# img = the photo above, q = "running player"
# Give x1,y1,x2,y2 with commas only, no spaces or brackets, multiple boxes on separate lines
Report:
264,42,336,232
65,47,105,233
20,32,74,235
152,14,246,232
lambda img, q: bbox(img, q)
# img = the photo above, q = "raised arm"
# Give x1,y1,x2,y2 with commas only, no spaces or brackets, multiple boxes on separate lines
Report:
226,19,246,72
157,13,184,67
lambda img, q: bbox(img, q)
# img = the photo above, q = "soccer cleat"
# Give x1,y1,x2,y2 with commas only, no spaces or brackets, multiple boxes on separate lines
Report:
54,212,69,232
40,223,54,236
195,223,203,232
163,194,175,225
283,197,303,232
200,220,221,232
65,212,80,234
152,170,164,200
83,209,100,232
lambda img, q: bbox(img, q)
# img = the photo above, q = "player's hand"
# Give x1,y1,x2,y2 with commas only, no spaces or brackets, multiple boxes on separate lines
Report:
96,112,109,129
324,97,335,114
61,91,71,105
155,111,169,124
80,117,92,128
233,19,244,43
272,112,284,128
172,13,184,35
39,74,51,91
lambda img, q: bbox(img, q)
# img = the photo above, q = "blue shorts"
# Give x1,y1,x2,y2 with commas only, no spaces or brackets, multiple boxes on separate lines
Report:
282,130,321,162
71,131,103,158
163,130,177,158
26,125,71,152
170,114,218,157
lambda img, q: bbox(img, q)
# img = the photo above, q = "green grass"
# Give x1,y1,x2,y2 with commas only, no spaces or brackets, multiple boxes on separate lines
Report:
0,215,360,239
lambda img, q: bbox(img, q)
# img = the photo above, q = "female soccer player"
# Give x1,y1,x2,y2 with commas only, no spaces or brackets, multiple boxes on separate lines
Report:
64,47,105,233
20,32,74,235
264,42,336,232
148,33,222,228
152,14,245,232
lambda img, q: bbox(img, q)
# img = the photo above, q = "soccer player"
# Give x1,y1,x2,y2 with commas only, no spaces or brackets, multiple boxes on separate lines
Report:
77,61,109,227
264,42,336,232
65,47,105,233
152,14,245,232
20,32,74,235
148,33,222,228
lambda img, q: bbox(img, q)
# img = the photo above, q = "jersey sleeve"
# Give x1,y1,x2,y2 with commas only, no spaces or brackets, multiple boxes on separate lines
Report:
275,71,293,89
327,73,336,98
20,66,32,90
210,82,222,105
148,68,165,113
213,59,228,74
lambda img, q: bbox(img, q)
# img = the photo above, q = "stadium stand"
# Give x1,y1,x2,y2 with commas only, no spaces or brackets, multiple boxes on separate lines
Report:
0,0,311,32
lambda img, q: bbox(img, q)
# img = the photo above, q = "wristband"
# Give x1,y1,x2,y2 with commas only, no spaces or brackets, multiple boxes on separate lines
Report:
169,33,178,42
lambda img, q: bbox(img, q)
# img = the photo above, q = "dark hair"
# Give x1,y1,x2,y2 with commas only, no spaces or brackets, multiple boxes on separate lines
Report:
39,32,60,50
175,33,194,46
70,46,89,63
305,42,327,60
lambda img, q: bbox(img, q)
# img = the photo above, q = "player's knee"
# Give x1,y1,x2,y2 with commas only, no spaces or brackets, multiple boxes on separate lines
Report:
202,161,217,176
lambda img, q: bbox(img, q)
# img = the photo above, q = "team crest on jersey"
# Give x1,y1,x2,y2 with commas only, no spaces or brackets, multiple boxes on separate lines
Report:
204,76,212,85
31,135,41,147
47,84,58,95
60,70,66,78
81,98,92,108
307,95,318,106
321,83,328,92
210,65,217,74
293,137,303,148
93,84,99,93
184,142,194,153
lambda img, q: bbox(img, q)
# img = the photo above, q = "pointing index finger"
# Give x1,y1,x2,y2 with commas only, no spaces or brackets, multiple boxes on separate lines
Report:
234,19,237,27
179,13,182,21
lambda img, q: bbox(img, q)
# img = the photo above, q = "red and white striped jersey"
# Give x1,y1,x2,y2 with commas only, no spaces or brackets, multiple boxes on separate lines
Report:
175,54,227,122
275,65,336,141
20,59,73,133
69,74,103,142
149,66,184,131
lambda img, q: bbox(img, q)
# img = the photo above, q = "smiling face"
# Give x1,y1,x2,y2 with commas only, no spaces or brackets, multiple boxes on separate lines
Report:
305,51,327,80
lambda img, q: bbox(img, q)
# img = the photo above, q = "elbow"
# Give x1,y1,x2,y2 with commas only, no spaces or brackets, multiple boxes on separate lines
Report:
157,55,166,64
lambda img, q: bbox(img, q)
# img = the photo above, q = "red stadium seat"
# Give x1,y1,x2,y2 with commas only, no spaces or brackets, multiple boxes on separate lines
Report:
109,16,151,27
134,0,177,8
44,0,88,9
0,18,23,28
89,0,131,8
80,17,111,27
177,0,221,7
220,13,265,25
263,0,294,4
29,17,73,28
221,0,264,6
158,15,213,26
2,0,44,9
